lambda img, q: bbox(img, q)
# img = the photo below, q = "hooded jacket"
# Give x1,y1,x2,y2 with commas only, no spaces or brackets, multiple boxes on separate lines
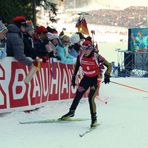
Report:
6,24,32,66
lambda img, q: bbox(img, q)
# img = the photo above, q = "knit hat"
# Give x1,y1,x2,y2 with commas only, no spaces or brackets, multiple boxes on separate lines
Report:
48,34,59,40
26,20,34,32
12,16,27,28
0,21,7,33
60,35,70,44
36,26,48,34
46,26,58,34
47,32,53,39
70,34,80,45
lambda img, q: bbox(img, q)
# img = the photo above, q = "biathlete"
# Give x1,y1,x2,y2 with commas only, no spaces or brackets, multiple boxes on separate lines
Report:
60,40,112,127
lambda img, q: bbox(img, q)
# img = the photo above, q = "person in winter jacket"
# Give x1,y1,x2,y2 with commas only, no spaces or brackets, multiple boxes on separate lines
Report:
49,34,75,64
6,16,33,67
0,21,7,59
69,33,82,58
23,20,36,59
58,35,76,64
60,40,112,128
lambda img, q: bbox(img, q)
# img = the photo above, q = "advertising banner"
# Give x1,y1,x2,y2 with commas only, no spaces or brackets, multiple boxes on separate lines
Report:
0,58,77,113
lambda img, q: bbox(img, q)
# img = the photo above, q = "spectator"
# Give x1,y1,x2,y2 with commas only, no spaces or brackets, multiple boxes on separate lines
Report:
0,21,8,59
49,34,75,64
60,35,71,57
35,26,59,61
69,33,81,57
6,16,33,67
23,20,36,59
57,35,75,64
48,33,62,60
49,34,61,47
34,25,50,61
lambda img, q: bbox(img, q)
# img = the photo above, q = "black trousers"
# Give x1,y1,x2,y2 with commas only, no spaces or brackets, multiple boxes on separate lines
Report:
70,75,99,116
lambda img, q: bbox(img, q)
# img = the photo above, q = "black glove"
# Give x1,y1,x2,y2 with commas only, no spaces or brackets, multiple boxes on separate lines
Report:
71,75,76,88
104,74,110,84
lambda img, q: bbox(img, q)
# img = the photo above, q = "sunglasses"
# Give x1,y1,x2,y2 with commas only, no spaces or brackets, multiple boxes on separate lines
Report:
63,40,70,43
82,45,93,50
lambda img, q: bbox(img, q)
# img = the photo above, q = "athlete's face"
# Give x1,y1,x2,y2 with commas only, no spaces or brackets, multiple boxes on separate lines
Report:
83,49,93,56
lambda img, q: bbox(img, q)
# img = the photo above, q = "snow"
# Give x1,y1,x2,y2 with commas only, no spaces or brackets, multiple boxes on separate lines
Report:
0,78,148,148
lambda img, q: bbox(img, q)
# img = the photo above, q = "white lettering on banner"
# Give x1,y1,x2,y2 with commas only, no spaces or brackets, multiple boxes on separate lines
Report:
41,68,49,97
61,69,68,93
50,68,59,94
12,69,26,100
0,84,7,109
32,74,41,97
0,64,5,79
0,88,4,105
0,64,5,105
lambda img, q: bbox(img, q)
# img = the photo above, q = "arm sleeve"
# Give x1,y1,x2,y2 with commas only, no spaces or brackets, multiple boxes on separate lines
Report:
98,54,112,75
73,56,80,76
11,34,32,66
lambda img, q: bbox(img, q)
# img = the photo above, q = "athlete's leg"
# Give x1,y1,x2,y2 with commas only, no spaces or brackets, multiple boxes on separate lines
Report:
88,84,99,127
61,76,89,119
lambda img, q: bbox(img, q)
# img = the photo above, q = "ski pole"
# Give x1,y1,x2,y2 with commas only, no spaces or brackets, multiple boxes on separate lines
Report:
111,81,148,94
51,58,54,78
96,96,108,104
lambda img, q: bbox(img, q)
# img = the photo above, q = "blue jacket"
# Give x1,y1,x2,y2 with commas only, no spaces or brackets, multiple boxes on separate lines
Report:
56,45,75,64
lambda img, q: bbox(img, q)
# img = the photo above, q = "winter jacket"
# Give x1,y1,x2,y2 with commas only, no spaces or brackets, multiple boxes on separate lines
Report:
56,45,76,64
23,33,36,59
6,24,32,66
0,39,7,59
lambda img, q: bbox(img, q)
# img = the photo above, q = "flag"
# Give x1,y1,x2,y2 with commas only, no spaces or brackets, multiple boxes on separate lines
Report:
76,16,89,35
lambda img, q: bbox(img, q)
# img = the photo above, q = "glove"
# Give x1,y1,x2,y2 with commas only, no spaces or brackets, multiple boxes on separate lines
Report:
33,61,38,67
71,75,76,88
104,74,110,84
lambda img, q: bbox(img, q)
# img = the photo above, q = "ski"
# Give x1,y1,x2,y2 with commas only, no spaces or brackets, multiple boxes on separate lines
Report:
19,118,89,124
79,123,100,137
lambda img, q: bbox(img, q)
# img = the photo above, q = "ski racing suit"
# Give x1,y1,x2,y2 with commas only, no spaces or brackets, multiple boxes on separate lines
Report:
69,51,112,120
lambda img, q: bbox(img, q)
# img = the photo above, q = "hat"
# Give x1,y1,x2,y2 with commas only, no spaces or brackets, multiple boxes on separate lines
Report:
48,34,59,40
60,35,70,44
0,21,7,33
70,34,80,45
36,26,48,34
13,16,27,28
46,26,58,34
82,40,93,50
26,20,34,32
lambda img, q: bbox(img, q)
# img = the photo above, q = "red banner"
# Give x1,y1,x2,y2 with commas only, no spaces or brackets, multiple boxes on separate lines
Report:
0,58,78,113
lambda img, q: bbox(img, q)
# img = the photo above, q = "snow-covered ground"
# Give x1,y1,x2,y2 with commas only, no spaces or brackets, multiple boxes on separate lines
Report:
0,77,148,148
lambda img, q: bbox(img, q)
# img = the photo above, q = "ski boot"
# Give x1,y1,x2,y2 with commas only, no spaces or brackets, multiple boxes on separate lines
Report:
60,110,75,120
90,113,97,128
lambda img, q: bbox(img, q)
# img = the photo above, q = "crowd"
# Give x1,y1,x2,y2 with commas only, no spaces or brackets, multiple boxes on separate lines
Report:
0,15,103,66
74,6,147,28
0,16,81,66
